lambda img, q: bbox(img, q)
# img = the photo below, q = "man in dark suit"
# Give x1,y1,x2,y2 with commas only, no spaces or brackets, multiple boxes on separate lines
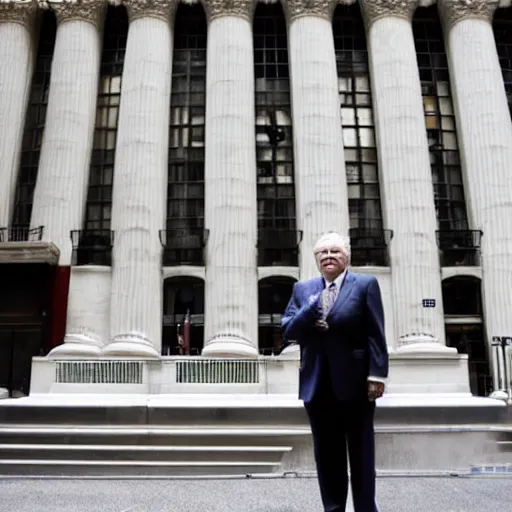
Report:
282,232,388,512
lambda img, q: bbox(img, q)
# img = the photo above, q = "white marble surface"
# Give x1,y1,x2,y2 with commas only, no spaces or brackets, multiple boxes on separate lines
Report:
30,20,101,266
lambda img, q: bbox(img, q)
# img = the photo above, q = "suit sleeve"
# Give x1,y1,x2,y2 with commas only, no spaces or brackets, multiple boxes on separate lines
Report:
365,276,389,382
281,283,321,341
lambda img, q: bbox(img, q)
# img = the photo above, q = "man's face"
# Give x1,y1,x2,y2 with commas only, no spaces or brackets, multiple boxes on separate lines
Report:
315,243,348,280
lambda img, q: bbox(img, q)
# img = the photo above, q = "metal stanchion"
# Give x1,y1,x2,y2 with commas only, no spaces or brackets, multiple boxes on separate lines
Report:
490,336,512,403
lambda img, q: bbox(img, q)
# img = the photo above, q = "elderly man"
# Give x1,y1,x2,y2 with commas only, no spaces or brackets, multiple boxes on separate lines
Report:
282,232,388,512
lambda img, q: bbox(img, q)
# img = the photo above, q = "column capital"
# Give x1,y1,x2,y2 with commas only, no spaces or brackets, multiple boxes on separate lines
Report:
438,0,499,29
281,0,338,22
41,0,106,28
201,0,255,22
0,1,38,27
360,0,419,26
122,0,178,24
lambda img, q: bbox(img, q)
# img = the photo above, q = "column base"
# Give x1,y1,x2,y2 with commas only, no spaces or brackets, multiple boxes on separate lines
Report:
202,334,259,358
489,390,510,402
103,333,159,358
47,331,103,358
396,333,457,355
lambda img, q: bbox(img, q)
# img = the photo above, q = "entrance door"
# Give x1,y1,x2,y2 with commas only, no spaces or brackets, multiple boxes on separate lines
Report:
0,326,43,397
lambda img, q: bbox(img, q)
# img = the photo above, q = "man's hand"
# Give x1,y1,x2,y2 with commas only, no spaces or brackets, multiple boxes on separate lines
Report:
368,380,385,401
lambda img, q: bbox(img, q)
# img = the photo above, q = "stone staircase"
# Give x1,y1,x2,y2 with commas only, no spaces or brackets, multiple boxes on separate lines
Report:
0,393,510,478
0,395,312,477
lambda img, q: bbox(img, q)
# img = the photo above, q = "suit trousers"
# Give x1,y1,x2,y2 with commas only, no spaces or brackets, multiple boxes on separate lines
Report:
304,369,378,512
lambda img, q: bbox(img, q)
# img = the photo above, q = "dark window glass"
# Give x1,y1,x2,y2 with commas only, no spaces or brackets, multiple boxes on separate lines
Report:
84,6,128,231
333,4,382,231
253,3,296,232
12,12,57,229
413,7,468,231
167,4,206,234
258,277,295,355
493,8,512,116
162,277,204,356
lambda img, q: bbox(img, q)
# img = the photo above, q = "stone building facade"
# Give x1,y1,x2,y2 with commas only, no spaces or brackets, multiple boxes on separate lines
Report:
1,0,511,399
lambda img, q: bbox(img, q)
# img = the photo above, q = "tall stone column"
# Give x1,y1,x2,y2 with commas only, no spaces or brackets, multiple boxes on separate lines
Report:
105,0,176,358
439,0,512,388
31,0,105,358
30,0,103,265
360,0,453,353
0,2,37,227
201,0,259,358
284,0,350,280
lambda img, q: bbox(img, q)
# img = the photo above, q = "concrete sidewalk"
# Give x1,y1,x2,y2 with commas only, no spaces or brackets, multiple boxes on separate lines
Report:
1,476,511,512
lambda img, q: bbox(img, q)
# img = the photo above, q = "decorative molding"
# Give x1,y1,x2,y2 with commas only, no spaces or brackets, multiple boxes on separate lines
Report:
39,0,106,28
282,0,339,22
360,0,419,25
0,241,60,265
0,1,38,27
438,0,499,29
122,0,177,23
201,0,255,22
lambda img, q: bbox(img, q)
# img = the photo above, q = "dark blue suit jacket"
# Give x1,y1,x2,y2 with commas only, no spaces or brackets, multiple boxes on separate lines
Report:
281,271,389,403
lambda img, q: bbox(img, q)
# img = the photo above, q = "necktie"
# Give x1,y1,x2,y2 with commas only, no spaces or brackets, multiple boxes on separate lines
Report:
322,282,337,318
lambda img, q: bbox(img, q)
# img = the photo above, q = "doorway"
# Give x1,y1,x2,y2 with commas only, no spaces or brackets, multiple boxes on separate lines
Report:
0,263,52,396
0,326,43,397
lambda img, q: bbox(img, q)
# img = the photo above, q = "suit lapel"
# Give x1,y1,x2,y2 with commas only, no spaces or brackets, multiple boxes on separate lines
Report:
326,271,356,320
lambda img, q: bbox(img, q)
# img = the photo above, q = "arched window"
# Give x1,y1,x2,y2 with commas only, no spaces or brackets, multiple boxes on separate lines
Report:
12,12,57,235
162,276,204,355
254,3,298,266
164,4,207,266
258,276,295,355
442,276,491,396
413,7,468,232
493,8,512,115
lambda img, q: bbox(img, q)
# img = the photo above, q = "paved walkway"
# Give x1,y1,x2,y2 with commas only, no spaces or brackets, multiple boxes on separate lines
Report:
0,476,510,512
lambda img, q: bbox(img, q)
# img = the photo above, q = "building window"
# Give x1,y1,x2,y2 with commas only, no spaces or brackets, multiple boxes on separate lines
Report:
413,7,468,232
12,12,57,232
333,5,382,232
162,277,204,356
83,6,128,233
442,277,491,397
333,5,390,266
258,277,295,355
493,8,512,114
254,3,298,266
164,4,207,266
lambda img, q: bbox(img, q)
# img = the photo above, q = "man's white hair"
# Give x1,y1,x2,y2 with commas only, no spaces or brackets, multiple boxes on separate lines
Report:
313,231,351,259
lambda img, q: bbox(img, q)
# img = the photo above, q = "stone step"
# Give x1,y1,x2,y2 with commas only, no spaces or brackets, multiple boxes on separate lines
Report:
0,443,291,463
0,458,279,477
0,425,310,446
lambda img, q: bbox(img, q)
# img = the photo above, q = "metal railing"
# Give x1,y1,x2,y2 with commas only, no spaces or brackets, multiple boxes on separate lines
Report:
55,361,143,384
70,229,114,266
436,229,483,266
349,228,393,266
175,359,264,384
159,228,209,266
0,225,44,242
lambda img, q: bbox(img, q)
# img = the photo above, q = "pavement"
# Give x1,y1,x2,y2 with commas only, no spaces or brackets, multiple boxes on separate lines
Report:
0,476,511,512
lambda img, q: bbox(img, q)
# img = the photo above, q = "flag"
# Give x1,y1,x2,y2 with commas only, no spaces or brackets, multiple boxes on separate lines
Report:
183,309,191,356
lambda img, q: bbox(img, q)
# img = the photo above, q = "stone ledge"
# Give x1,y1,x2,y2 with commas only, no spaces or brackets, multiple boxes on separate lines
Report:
0,242,59,265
